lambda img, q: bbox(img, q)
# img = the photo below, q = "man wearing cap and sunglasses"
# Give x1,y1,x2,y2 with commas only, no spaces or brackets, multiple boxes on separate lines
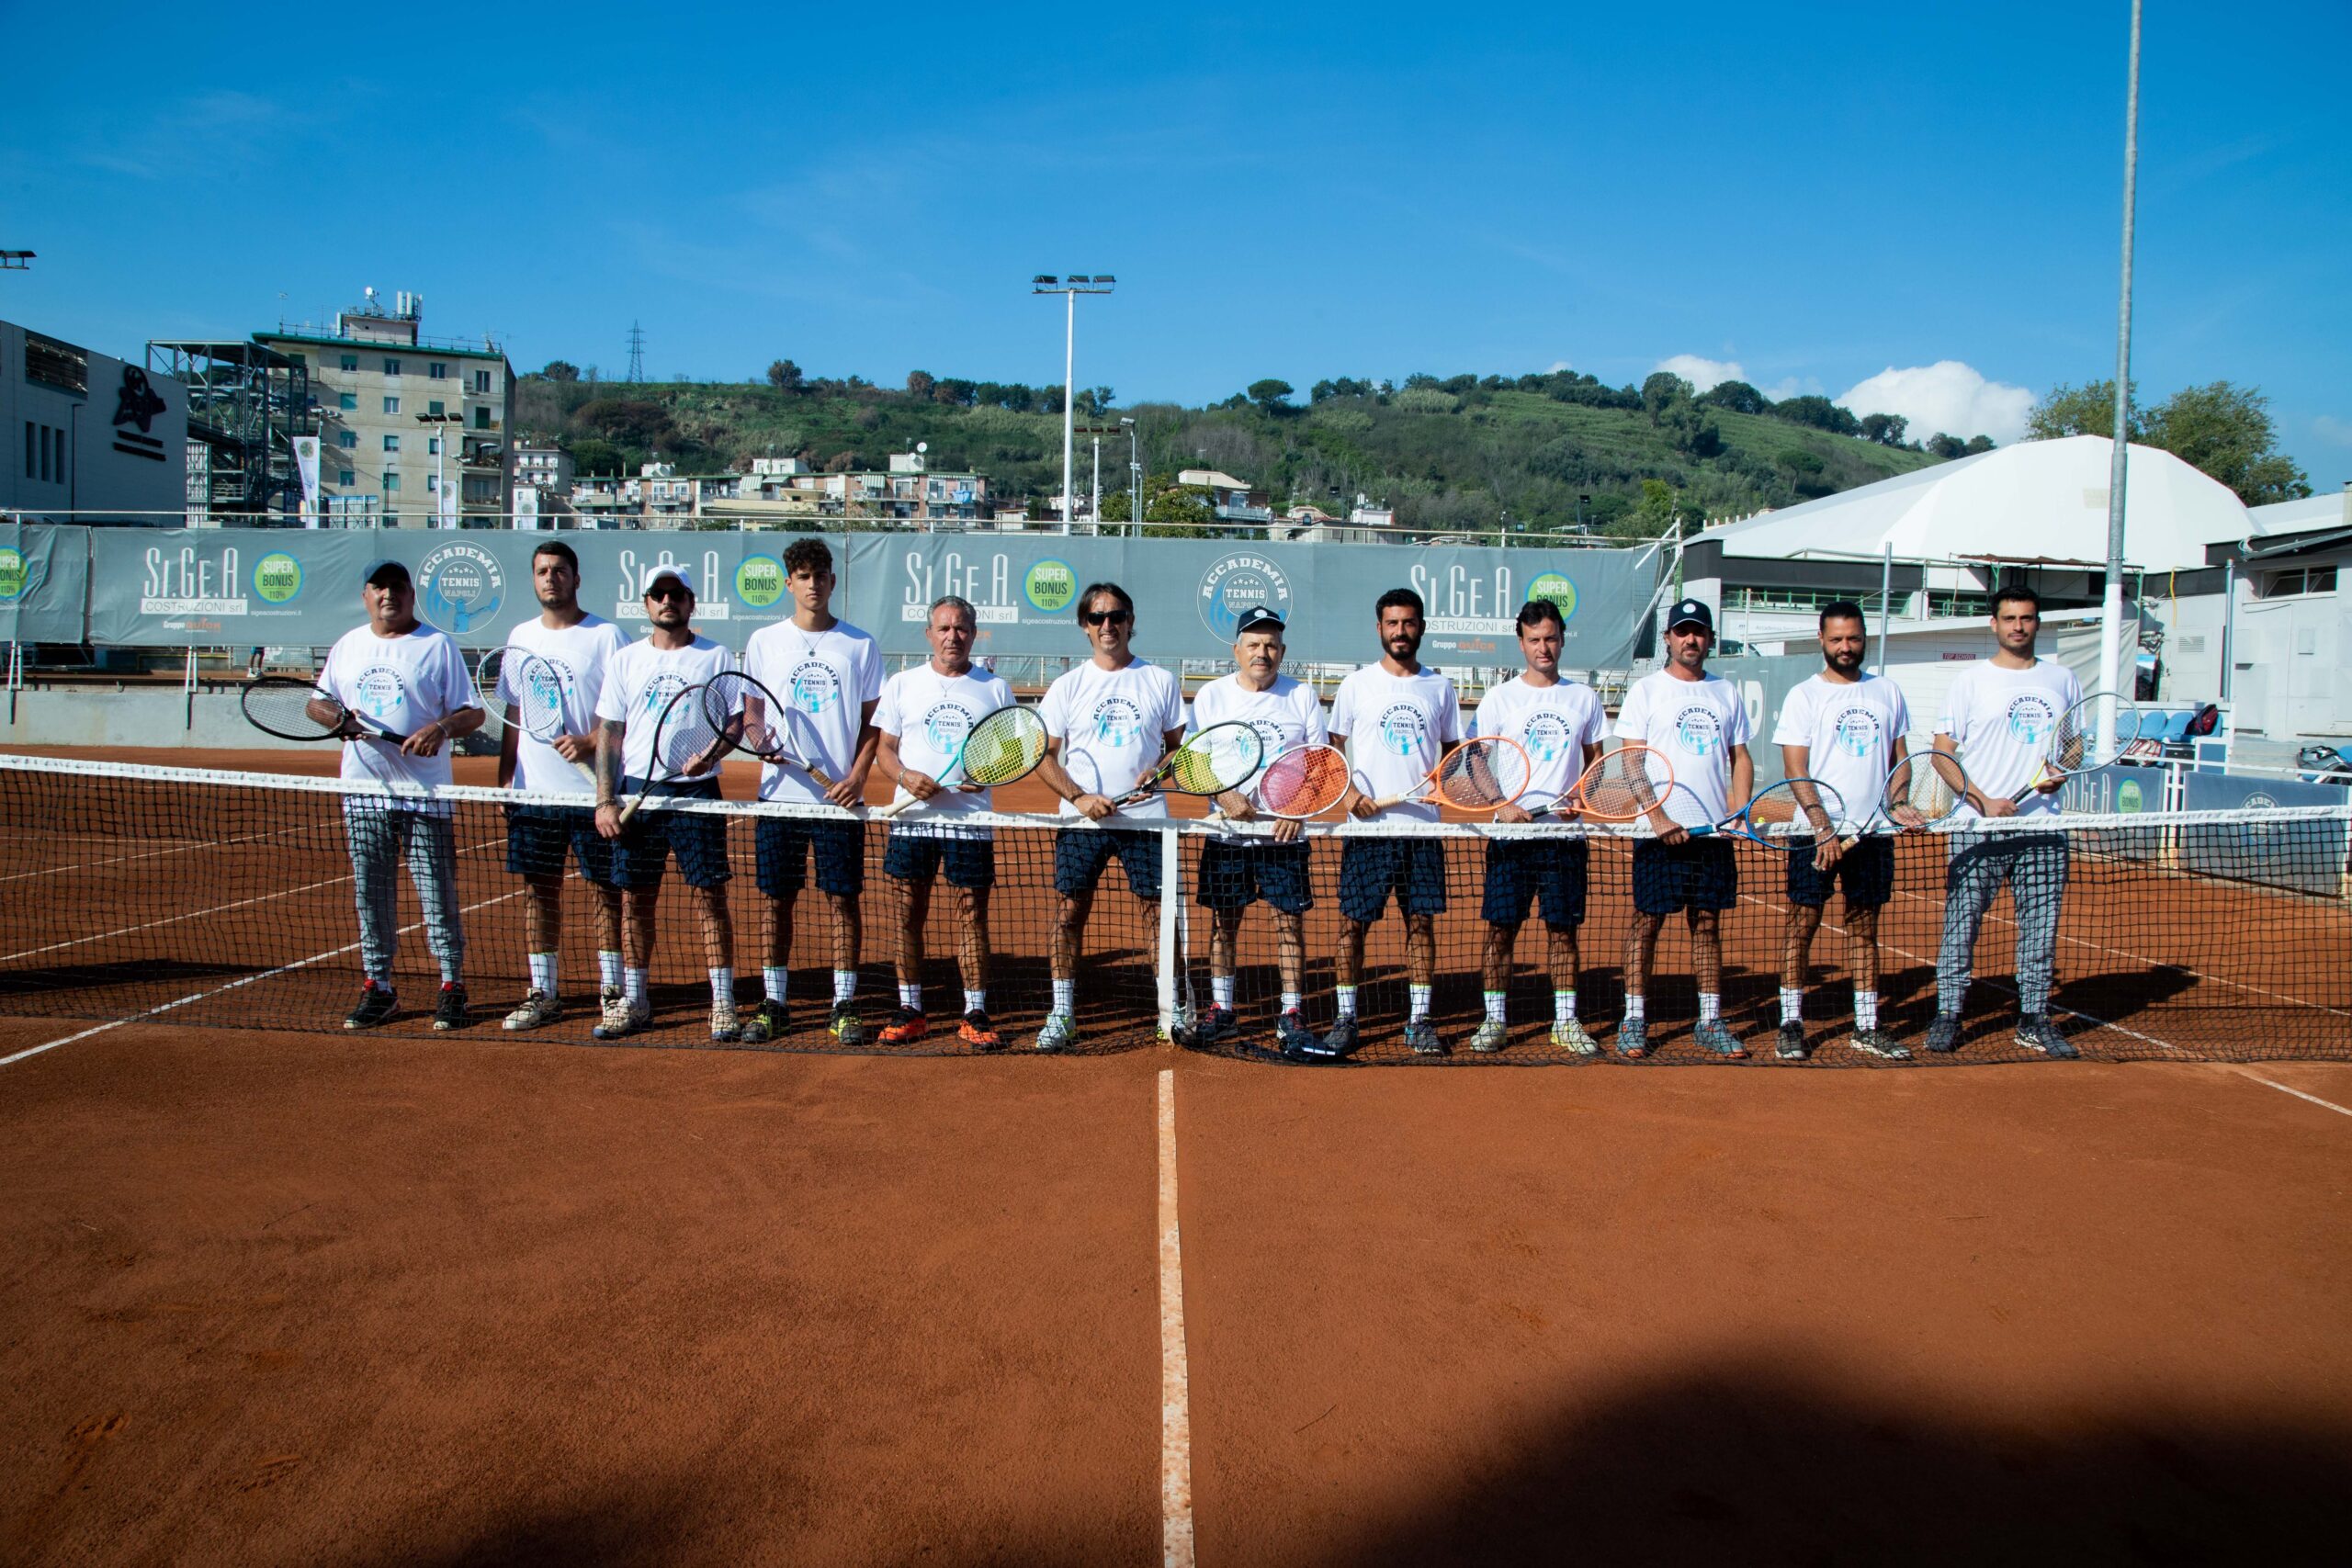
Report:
323,558,485,1031
1176,604,1325,1054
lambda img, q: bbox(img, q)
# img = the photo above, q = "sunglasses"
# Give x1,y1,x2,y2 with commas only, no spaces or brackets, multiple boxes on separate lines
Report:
1080,609,1132,626
646,584,691,603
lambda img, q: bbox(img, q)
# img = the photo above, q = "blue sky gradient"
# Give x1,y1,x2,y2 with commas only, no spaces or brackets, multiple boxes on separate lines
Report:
4,2,2346,479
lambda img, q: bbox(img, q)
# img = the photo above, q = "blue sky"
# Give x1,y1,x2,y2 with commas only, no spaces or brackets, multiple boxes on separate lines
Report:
5,2,2346,480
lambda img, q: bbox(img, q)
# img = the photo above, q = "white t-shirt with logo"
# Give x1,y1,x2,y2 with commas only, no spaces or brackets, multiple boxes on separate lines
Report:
1189,672,1329,836
742,618,884,805
1938,659,2084,820
500,614,630,797
321,623,480,797
1040,658,1187,818
594,634,735,783
1473,675,1606,810
1772,672,1911,827
874,661,1017,836
1329,664,1464,824
1615,669,1753,828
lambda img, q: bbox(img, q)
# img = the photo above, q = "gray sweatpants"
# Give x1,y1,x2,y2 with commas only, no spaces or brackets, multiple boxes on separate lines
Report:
345,804,464,987
1936,830,2068,1015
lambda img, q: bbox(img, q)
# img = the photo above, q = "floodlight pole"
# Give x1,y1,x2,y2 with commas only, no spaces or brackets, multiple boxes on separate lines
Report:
2098,0,2143,750
1033,275,1114,535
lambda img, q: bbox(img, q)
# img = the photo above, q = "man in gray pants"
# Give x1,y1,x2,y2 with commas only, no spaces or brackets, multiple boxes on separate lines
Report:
1927,583,2082,1056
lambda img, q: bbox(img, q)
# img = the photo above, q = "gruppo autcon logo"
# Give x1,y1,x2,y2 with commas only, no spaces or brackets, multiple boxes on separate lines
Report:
1024,558,1077,614
1525,571,1577,624
416,542,505,635
736,554,786,609
1198,552,1293,640
253,551,303,605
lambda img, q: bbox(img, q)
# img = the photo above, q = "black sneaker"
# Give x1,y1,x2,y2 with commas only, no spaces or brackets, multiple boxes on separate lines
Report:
1403,1019,1446,1056
1302,1015,1359,1060
2016,1014,2079,1059
345,980,396,1031
432,982,469,1032
1181,1005,1238,1046
1274,1009,1316,1056
1924,1013,1962,1054
1775,1021,1810,1061
739,998,789,1044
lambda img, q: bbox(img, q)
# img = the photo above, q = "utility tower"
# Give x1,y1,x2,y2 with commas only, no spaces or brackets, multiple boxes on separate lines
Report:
626,321,646,383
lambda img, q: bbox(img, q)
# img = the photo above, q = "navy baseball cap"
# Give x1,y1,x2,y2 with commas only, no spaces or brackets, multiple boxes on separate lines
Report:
1233,605,1286,637
360,558,412,588
1667,598,1713,632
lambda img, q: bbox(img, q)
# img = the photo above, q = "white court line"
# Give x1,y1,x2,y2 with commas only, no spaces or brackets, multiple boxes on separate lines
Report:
0,884,526,1068
1159,1067,1196,1568
2230,1067,2352,1119
0,826,310,886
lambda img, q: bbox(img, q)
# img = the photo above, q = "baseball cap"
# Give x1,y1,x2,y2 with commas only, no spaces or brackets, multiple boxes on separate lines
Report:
1667,597,1713,633
360,558,412,589
643,563,695,596
1233,604,1286,637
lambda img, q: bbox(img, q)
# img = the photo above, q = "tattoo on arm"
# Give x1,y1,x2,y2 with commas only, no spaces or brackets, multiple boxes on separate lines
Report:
596,720,623,802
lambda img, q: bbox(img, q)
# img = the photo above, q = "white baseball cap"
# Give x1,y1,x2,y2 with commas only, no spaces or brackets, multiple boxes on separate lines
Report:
643,564,695,596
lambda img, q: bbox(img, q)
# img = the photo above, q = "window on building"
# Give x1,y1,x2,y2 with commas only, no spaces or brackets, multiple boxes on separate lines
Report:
383,357,401,377
340,354,359,371
472,369,492,394
2267,567,2341,597
427,400,444,416
430,362,448,379
338,391,357,411
339,430,358,449
20,422,30,480
427,437,440,456
383,434,401,452
382,396,401,414
52,427,64,481
427,475,438,494
473,407,492,430
383,473,401,492
338,468,356,487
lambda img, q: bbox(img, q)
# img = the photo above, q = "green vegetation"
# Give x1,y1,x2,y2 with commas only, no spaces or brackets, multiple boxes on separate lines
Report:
2026,378,2312,506
515,363,1951,536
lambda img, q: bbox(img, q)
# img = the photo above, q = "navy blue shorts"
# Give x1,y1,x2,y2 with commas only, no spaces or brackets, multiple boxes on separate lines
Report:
614,777,731,891
1786,832,1894,909
1196,839,1313,915
754,815,866,898
1482,836,1589,928
1338,837,1447,924
1631,836,1738,916
884,830,997,890
503,804,616,886
1054,827,1160,899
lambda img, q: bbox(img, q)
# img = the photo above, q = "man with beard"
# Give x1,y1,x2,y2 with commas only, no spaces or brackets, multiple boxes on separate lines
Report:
1770,600,1911,1060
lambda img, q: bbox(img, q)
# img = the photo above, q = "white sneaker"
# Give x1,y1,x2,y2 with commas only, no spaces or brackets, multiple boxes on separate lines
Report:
503,989,560,1032
594,988,650,1041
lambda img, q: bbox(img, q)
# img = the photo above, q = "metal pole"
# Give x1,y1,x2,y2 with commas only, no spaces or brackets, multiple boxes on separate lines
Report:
2219,558,2235,701
1877,541,1894,677
1062,290,1076,536
2098,0,2143,754
1091,435,1101,529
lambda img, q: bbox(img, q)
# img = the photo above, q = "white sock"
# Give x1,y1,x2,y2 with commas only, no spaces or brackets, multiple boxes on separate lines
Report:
710,967,732,1005
1280,990,1302,1015
1781,987,1802,1025
1211,975,1235,1009
763,966,787,1004
833,969,856,1003
1409,984,1432,1022
1483,990,1507,1023
1700,992,1722,1024
1625,993,1646,1022
528,952,557,998
899,982,922,1012
1555,989,1577,1023
964,988,987,1016
1052,978,1075,1015
1855,989,1880,1031
1335,986,1358,1019
624,967,648,1007
598,950,623,991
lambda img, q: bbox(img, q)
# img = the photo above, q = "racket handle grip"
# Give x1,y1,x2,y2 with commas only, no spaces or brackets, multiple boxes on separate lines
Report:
616,795,645,828
875,794,917,820
1366,791,1405,811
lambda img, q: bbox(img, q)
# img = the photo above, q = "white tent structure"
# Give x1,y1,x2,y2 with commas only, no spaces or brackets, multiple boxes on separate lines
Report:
1698,434,2250,571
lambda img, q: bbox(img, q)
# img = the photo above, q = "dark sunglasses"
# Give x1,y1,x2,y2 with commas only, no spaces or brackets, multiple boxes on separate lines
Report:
646,583,691,602
1080,608,1132,626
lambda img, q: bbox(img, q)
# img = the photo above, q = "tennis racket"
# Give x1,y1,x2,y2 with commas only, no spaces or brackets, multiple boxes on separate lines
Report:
1112,720,1266,807
701,670,837,792
506,650,598,789
472,647,512,737
1676,777,1849,852
1528,742,1673,820
2008,692,2145,801
1253,742,1351,819
616,680,729,828
242,674,412,744
875,705,1049,819
1365,735,1532,813
1840,749,1970,845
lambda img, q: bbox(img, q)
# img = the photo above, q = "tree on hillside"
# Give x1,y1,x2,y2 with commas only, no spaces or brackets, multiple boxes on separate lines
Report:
569,438,627,476
540,359,580,383
1860,412,1909,447
1640,372,1693,423
2143,381,2311,504
906,369,936,400
1964,434,1995,455
2026,378,2136,441
1774,395,1862,437
1927,433,1967,459
1696,379,1772,415
576,399,674,449
767,358,805,392
1311,377,1374,401
1247,378,1295,414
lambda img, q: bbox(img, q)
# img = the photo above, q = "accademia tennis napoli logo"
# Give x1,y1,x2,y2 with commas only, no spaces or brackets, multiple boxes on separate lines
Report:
1198,553,1293,641
416,542,505,636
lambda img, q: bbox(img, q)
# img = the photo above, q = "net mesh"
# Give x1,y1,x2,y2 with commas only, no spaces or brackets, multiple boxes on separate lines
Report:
3,753,2346,1066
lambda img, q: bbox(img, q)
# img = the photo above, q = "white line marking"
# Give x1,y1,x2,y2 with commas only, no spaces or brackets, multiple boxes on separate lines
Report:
1159,1067,1196,1568
2230,1068,2352,1118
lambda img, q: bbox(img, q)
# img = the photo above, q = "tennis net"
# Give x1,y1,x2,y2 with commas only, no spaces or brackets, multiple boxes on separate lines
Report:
2,752,2346,1066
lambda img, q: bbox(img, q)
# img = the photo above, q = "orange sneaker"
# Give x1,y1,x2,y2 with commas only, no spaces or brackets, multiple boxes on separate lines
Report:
877,1007,927,1044
958,1010,1002,1051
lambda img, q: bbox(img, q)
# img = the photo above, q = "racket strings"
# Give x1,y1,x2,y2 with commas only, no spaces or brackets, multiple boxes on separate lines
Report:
1165,726,1262,795
1575,745,1674,820
1259,747,1349,816
959,711,1046,785
1743,779,1845,837
1434,738,1529,809
515,659,571,743
243,678,343,739
1885,752,1967,821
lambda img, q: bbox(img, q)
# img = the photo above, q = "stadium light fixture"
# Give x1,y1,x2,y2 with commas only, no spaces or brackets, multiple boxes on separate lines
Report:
1031,271,1118,534
0,251,33,270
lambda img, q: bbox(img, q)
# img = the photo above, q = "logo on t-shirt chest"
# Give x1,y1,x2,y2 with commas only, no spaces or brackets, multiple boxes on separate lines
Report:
1521,711,1574,762
786,657,842,716
1377,701,1430,757
1674,703,1724,757
353,663,408,723
1088,695,1146,748
640,669,690,719
2006,693,2061,747
1830,705,1881,758
921,700,975,753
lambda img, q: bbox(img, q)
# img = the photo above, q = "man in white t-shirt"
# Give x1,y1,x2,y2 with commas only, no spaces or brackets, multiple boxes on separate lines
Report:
1468,599,1607,1055
322,558,484,1032
872,595,1016,1051
1294,587,1464,1060
1614,598,1753,1059
494,539,631,1033
1928,582,2082,1058
738,538,882,1047
590,564,740,1042
1031,581,1187,1053
1770,600,1913,1061
1177,605,1326,1055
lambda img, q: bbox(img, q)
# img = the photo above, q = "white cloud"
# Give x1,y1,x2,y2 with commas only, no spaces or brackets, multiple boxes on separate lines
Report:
1838,360,2034,445
1545,359,1573,373
2312,414,2352,447
1653,354,1744,394
1761,376,1822,401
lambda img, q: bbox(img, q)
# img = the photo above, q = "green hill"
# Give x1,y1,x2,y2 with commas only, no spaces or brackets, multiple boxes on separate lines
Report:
514,367,1948,536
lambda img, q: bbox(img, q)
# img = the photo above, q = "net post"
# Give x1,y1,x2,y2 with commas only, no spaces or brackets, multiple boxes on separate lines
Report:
1156,824,1181,1039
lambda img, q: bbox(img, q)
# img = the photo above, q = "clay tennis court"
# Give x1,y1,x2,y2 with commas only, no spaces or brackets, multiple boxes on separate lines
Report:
4,747,2350,1562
